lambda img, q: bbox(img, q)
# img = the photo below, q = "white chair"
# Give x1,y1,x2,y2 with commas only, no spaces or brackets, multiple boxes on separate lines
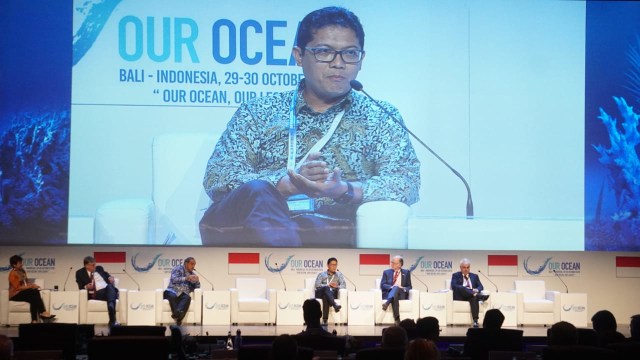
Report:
94,132,219,245
79,279,127,325
371,279,419,324
230,278,276,325
356,201,411,249
0,279,50,325
445,279,490,326
513,280,560,326
155,278,202,325
303,277,348,325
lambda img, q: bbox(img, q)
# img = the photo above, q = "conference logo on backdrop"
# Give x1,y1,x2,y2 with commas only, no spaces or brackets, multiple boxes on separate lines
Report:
204,302,229,311
52,302,77,312
264,253,323,275
409,255,453,276
0,252,55,274
130,252,185,274
523,256,581,277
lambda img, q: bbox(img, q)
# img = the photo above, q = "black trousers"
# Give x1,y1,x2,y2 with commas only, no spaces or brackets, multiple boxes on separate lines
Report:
454,286,480,321
384,286,408,321
94,283,119,324
315,286,339,321
199,180,355,247
11,288,46,321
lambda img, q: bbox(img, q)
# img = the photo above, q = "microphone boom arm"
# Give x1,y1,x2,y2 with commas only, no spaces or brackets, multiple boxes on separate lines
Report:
351,79,474,217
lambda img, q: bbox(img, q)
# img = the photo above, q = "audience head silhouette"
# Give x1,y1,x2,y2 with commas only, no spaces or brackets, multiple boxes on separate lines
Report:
270,334,298,360
630,314,640,339
302,298,323,327
591,310,618,333
549,321,578,346
416,316,440,341
405,338,440,360
482,309,505,330
382,326,408,349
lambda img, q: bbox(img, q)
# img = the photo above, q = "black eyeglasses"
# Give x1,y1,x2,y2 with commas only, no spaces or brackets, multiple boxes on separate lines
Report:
304,47,364,64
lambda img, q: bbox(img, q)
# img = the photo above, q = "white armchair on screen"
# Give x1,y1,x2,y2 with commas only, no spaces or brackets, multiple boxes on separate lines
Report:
445,279,489,325
0,279,49,325
303,277,348,325
356,201,411,249
93,132,220,245
513,280,560,326
78,279,127,324
372,278,419,324
155,278,202,325
230,278,276,325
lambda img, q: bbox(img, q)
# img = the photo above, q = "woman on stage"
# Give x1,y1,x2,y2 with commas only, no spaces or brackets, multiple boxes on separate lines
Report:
8,254,55,323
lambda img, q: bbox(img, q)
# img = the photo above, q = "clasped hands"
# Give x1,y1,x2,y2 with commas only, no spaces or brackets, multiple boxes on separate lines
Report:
286,152,347,199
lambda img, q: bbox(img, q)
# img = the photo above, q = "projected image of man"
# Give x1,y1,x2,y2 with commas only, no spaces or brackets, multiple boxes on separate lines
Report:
199,6,420,247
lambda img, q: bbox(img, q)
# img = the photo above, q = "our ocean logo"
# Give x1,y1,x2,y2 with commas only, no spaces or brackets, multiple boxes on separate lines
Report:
523,256,553,275
130,302,154,311
52,303,77,311
264,254,295,273
277,302,302,311
562,304,586,312
411,256,453,276
131,252,162,272
205,302,229,310
421,303,445,312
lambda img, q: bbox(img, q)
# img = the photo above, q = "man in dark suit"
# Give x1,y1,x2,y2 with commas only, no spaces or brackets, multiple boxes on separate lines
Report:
380,255,412,325
450,258,487,328
75,255,120,327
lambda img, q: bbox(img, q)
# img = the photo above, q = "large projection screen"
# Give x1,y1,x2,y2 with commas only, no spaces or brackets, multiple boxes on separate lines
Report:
1,0,639,251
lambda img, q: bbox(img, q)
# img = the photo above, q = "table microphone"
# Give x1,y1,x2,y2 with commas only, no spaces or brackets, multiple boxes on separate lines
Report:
122,269,141,291
63,266,73,291
275,263,287,291
350,79,474,218
337,269,357,291
410,272,429,292
552,269,569,293
477,269,499,292
194,268,214,290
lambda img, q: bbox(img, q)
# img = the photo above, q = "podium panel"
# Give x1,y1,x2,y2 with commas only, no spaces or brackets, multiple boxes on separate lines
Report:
127,290,156,325
276,290,305,325
489,292,517,327
420,292,447,326
202,290,231,325
560,293,588,327
50,291,79,324
348,291,374,326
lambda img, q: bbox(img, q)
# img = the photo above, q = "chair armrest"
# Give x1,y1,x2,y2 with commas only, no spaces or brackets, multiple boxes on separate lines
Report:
155,289,164,322
79,289,88,324
118,289,128,324
0,290,9,324
267,289,277,324
229,288,238,323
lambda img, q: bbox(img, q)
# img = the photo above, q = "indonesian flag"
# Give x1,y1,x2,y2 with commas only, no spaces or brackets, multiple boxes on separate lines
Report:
616,256,640,278
488,255,518,276
94,251,126,274
359,253,389,275
228,252,260,275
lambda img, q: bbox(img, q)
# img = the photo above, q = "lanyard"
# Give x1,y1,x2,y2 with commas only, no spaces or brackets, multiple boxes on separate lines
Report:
287,90,346,171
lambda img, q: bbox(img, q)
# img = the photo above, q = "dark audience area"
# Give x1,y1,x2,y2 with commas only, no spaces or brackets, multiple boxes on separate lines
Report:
2,310,639,360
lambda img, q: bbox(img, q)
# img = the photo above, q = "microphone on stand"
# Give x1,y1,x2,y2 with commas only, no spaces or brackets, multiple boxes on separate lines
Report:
275,263,287,291
477,269,499,292
552,270,569,293
194,268,214,290
337,269,357,292
63,267,73,291
410,272,429,292
122,269,141,291
350,79,474,218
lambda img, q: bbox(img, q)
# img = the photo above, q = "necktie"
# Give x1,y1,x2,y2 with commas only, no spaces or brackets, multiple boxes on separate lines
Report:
392,271,399,285
89,272,96,299
464,275,471,289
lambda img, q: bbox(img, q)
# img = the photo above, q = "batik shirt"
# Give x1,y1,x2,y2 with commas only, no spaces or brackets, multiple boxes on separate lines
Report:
203,80,421,214
315,270,347,290
166,265,200,296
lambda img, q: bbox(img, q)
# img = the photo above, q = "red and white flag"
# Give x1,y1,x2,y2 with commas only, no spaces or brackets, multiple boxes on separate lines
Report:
487,255,518,276
228,252,260,275
359,253,389,276
616,256,640,278
94,251,126,274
